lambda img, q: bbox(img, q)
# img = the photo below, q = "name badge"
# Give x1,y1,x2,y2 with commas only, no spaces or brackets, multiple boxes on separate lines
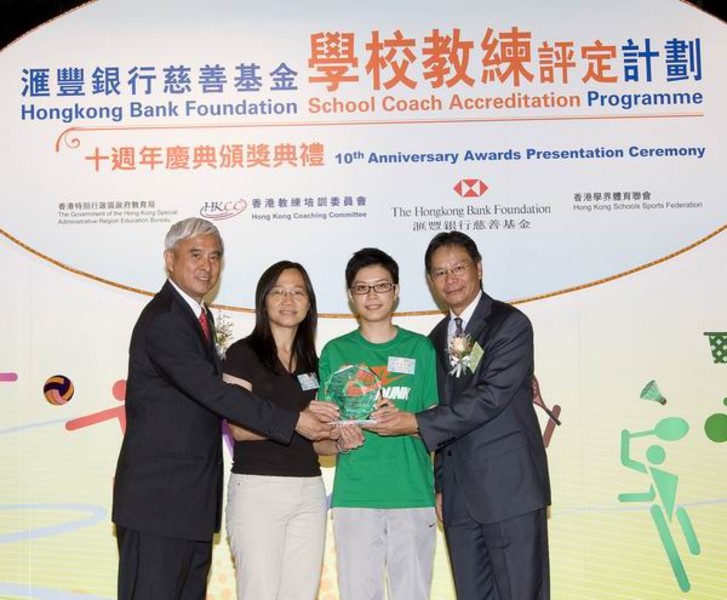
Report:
297,373,320,391
388,356,416,375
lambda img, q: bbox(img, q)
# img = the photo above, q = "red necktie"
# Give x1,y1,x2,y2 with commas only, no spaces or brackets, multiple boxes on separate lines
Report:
454,317,464,336
199,310,211,342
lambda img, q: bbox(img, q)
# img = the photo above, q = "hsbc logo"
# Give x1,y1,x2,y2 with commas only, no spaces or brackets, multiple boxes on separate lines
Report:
199,199,247,220
453,179,488,198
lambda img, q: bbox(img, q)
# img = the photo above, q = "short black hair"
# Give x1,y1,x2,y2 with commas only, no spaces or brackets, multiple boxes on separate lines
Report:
345,248,399,288
424,231,482,273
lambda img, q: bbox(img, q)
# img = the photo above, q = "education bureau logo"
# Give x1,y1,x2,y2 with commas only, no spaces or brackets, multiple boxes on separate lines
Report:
199,199,248,221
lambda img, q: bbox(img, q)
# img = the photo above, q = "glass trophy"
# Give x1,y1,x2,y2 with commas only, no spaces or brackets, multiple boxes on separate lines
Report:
323,364,381,424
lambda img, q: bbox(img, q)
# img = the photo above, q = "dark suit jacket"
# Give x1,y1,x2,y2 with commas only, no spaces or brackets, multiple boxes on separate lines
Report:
417,293,550,525
112,281,298,541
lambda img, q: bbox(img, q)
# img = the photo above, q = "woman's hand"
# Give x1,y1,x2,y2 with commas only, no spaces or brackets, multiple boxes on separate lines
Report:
307,399,340,424
335,423,365,453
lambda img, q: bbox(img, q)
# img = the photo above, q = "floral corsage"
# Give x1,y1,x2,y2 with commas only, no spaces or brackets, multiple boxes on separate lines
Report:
213,310,234,360
448,333,483,377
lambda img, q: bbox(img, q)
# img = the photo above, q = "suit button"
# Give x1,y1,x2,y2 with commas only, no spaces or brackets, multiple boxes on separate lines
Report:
447,450,452,457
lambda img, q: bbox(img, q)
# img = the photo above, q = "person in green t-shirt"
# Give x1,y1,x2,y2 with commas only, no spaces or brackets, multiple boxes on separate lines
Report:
318,248,439,600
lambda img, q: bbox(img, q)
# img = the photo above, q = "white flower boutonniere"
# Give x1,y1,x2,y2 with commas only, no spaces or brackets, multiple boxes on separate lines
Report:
213,310,234,360
448,334,484,377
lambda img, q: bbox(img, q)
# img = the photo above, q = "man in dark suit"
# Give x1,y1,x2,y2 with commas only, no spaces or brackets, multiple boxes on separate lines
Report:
112,217,337,599
369,231,550,599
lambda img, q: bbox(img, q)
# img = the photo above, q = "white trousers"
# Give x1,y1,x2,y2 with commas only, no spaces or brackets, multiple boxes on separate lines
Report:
226,474,328,600
332,507,437,600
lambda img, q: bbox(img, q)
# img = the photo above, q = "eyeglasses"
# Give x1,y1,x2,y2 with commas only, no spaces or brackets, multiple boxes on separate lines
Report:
350,282,396,295
429,262,471,281
268,287,308,301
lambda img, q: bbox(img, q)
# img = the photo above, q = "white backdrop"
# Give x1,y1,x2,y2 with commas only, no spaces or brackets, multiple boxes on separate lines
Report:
1,1,726,598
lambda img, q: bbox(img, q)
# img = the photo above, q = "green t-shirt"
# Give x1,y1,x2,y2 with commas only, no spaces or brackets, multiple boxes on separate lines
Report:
319,327,439,508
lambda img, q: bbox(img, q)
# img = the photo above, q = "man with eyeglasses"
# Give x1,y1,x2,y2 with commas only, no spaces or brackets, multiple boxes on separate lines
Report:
318,247,439,600
369,231,551,600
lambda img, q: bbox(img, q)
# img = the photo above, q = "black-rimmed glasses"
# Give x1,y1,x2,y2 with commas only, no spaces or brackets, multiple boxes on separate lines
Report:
350,282,396,295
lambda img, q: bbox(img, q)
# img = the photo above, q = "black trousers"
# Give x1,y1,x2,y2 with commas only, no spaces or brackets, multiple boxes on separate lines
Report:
116,526,212,600
443,481,550,600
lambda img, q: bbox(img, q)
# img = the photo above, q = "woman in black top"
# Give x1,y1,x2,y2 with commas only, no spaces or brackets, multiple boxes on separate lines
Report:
223,260,361,600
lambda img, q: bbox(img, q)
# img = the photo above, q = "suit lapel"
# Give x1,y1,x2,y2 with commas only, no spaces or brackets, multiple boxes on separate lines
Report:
164,281,219,368
464,293,493,344
450,294,493,393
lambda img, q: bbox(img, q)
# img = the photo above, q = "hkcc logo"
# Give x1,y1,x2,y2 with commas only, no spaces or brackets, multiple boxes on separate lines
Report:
199,199,248,220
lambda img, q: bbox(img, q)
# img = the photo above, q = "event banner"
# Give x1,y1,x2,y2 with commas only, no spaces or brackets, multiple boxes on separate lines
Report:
1,1,725,598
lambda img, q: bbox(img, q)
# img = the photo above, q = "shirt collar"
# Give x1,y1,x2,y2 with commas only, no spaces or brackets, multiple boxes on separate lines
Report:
168,279,206,318
449,290,482,331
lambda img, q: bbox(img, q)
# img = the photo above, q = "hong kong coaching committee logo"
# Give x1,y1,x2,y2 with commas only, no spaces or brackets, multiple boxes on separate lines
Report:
200,199,248,220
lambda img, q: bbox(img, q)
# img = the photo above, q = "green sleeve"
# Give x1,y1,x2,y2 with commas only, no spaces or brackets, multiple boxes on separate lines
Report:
421,338,439,410
317,343,333,400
